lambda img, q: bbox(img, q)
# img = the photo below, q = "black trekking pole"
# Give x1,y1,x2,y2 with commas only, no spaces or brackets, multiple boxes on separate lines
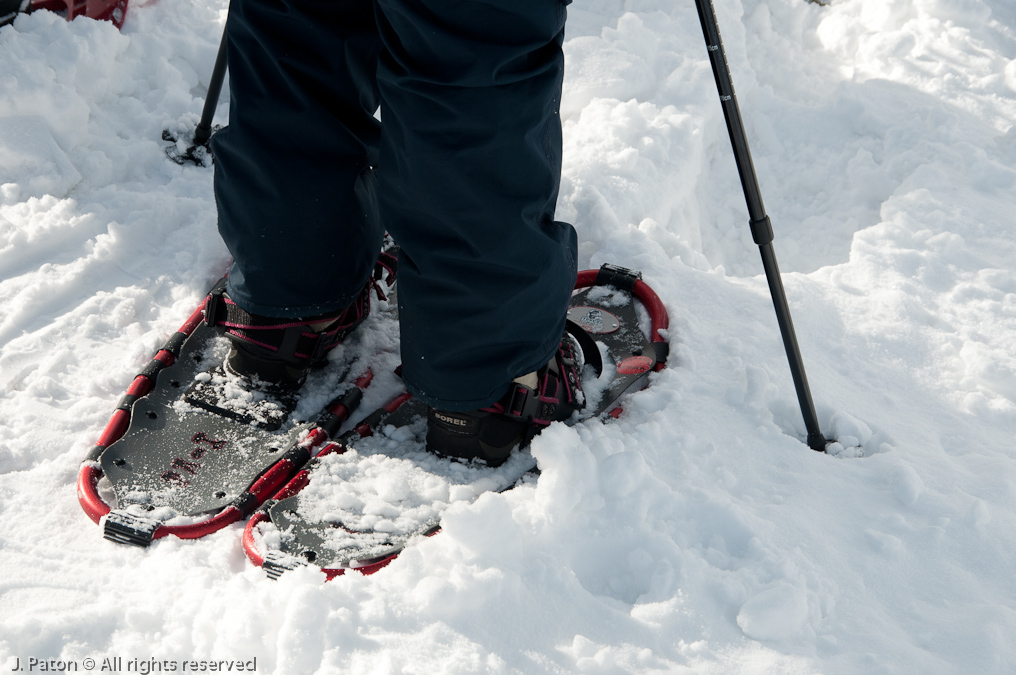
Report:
163,27,228,165
693,0,827,452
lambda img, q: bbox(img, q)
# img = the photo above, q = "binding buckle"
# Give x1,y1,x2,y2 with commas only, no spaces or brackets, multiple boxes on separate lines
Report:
203,279,228,328
503,348,574,424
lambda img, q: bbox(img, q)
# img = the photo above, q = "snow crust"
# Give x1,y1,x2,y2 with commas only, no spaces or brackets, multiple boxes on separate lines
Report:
4,0,1016,672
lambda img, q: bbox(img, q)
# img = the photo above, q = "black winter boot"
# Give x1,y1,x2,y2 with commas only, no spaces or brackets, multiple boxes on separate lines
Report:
202,243,398,392
426,336,584,466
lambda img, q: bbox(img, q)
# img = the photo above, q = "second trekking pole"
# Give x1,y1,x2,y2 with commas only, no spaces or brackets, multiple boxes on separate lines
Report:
693,0,827,452
164,28,228,165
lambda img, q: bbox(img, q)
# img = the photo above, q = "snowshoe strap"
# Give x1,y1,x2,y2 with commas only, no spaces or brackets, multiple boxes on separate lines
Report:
375,245,399,287
485,331,586,433
204,280,369,367
565,318,602,378
203,246,399,367
367,244,399,302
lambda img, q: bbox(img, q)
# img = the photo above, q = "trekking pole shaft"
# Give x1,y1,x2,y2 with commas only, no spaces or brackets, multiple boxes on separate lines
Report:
194,28,228,147
693,0,826,451
760,243,826,451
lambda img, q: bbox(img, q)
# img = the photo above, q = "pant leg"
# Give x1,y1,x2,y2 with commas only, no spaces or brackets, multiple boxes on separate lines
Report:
375,0,578,411
211,0,385,318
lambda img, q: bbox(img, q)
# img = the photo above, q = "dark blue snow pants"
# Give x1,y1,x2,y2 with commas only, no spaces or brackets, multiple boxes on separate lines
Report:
210,0,578,411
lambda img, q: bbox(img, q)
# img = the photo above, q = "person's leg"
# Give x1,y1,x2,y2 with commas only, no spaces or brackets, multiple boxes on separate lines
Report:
375,0,578,411
211,0,385,318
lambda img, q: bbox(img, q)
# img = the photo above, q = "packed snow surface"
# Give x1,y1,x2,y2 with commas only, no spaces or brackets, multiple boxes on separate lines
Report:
3,0,1016,672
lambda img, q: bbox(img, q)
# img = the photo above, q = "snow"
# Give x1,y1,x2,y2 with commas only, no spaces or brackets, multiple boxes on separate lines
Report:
3,0,1016,672
279,410,538,565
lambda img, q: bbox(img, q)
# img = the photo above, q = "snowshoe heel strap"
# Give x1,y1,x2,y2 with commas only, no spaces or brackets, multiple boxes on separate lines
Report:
489,334,585,429
565,318,603,377
203,281,369,368
375,245,399,286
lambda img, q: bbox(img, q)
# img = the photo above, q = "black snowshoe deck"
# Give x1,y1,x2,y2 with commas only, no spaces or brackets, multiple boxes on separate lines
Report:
78,247,398,547
97,323,310,539
246,264,669,579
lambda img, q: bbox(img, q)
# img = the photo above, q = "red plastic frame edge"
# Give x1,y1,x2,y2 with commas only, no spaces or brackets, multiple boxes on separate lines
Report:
31,0,129,29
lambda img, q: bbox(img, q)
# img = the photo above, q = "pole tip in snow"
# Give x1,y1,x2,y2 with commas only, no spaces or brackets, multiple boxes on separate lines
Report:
808,432,828,453
162,128,219,167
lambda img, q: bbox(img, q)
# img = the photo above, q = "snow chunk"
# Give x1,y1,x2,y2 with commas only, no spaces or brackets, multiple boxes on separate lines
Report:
736,583,809,641
829,411,874,446
0,117,82,201
889,463,924,507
